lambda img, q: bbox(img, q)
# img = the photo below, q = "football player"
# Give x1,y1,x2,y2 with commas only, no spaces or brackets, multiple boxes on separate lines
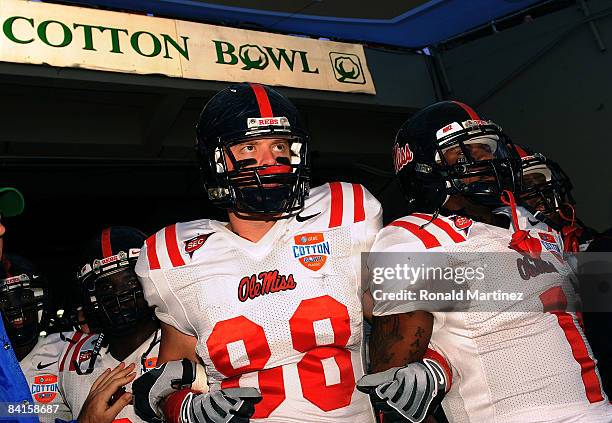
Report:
358,101,611,422
58,226,161,422
132,83,382,423
0,253,72,422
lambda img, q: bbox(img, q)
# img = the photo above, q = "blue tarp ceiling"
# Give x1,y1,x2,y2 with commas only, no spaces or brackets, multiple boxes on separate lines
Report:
54,0,546,48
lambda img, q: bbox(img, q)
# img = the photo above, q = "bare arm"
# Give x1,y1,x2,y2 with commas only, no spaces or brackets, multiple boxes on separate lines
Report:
157,322,199,364
369,311,433,372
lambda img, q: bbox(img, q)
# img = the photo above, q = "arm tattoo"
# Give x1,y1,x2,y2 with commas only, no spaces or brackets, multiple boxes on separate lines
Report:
369,312,431,372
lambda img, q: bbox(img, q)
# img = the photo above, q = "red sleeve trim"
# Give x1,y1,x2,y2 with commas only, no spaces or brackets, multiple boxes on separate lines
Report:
352,183,366,223
412,213,465,243
165,224,186,267
328,182,344,228
146,234,161,270
388,220,441,249
424,348,452,391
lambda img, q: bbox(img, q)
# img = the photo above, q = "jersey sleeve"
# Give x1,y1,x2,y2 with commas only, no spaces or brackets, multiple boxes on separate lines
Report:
367,218,445,316
136,230,197,337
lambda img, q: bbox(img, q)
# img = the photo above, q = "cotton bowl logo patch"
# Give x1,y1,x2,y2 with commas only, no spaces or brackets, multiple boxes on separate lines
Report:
31,374,58,403
293,233,330,271
538,232,563,263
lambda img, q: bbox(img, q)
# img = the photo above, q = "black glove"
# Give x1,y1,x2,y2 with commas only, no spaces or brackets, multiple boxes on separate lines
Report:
357,359,448,423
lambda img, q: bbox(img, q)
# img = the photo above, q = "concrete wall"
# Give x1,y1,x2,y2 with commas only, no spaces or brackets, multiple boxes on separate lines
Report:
440,0,612,231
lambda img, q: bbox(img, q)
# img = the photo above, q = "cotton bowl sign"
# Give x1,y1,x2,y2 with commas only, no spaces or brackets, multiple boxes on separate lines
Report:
0,0,376,94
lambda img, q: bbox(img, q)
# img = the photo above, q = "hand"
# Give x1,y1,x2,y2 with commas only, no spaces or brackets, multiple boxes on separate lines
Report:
133,358,207,422
184,387,262,423
357,359,448,423
77,362,136,423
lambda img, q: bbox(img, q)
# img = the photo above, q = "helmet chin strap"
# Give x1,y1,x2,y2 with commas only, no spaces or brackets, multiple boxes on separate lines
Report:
558,203,582,253
501,190,542,259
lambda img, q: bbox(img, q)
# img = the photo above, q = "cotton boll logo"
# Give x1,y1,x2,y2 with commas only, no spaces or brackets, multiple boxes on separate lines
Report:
329,52,366,84
334,56,361,81
239,44,269,70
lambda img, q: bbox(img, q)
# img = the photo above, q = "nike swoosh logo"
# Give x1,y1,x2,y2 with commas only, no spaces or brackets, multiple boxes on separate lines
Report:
37,361,57,370
295,212,321,222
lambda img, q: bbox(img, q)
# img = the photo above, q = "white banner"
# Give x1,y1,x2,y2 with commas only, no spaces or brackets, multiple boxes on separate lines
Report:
0,0,376,94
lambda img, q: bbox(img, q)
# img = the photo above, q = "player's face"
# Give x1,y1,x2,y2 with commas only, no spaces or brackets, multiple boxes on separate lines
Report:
443,142,495,185
226,138,291,171
522,172,549,211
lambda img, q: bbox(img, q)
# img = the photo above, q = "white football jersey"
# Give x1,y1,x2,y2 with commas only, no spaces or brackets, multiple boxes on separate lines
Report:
369,207,611,423
58,329,161,422
20,333,72,423
136,182,382,423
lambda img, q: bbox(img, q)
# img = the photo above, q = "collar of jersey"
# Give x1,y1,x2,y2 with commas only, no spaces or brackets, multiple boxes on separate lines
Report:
209,218,288,258
493,205,542,232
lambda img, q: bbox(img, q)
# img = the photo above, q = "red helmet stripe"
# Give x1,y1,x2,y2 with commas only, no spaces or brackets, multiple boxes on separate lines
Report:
452,101,480,120
101,227,112,258
515,145,529,158
249,83,273,118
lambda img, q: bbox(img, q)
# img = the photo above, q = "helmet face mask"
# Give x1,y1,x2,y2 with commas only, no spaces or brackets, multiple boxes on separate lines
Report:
0,269,46,348
76,227,152,336
196,84,310,219
517,150,575,229
394,101,522,213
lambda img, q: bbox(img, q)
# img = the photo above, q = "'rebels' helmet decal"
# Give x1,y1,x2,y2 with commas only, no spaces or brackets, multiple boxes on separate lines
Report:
76,226,152,336
393,100,522,213
196,83,310,218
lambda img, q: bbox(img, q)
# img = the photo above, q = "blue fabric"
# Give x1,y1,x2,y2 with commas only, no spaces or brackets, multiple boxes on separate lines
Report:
0,314,38,422
56,0,543,48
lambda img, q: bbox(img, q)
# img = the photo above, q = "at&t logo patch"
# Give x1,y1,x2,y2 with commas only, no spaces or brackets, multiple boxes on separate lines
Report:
292,233,330,271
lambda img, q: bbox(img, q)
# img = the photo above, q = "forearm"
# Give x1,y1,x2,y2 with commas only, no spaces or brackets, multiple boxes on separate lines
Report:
369,311,433,372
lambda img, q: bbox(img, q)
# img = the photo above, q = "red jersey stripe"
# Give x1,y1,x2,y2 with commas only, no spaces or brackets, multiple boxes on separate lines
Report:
555,312,604,403
250,83,273,118
146,234,161,270
412,213,466,243
388,220,441,249
101,227,113,258
165,224,186,267
328,182,344,228
59,332,82,371
452,100,480,120
352,184,366,223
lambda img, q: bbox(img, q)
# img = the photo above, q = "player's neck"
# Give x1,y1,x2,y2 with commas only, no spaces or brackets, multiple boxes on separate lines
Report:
227,212,277,242
107,318,159,362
